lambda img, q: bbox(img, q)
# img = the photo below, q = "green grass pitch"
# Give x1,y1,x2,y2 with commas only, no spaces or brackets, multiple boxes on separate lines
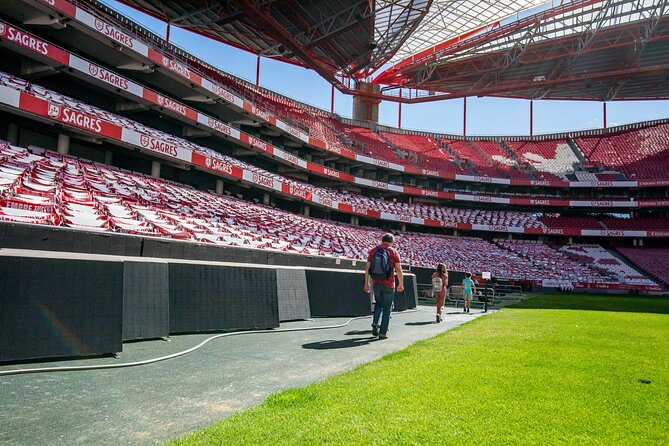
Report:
166,293,669,445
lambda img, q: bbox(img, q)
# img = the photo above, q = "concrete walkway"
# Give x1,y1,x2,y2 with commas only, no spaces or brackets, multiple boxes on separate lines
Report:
0,305,491,446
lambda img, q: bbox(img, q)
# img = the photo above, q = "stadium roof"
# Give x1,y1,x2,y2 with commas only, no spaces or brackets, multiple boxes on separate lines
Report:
389,0,548,64
113,0,547,78
375,0,669,101
112,0,669,101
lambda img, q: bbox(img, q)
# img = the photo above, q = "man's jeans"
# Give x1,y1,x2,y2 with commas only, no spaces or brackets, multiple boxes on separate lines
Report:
372,284,395,336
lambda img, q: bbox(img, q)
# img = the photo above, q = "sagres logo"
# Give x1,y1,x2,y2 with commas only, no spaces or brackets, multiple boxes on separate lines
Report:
48,103,62,119
205,157,212,168
162,56,169,67
140,134,150,147
206,117,232,135
0,23,6,37
94,18,104,32
157,94,165,106
88,64,99,77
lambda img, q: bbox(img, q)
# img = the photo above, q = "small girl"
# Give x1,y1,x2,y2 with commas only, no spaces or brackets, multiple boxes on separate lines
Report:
431,263,448,322
462,272,476,313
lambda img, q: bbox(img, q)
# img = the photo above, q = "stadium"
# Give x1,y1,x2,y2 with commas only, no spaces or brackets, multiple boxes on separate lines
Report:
0,0,667,444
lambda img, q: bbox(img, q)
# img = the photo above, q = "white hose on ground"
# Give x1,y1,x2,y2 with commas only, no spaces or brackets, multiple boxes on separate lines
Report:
0,309,420,376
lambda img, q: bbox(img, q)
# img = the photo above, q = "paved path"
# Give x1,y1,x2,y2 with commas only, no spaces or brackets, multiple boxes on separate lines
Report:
0,305,490,446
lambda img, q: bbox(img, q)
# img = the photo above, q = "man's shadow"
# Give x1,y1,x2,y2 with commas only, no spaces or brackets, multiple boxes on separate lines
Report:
302,337,376,350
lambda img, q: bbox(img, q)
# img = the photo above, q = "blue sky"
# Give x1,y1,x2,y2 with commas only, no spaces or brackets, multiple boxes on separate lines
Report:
103,1,669,136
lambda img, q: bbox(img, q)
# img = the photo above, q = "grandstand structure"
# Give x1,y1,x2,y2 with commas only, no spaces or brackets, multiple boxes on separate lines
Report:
0,0,667,296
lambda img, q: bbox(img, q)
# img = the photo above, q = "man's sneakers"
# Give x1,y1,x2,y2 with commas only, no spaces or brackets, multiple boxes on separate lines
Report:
436,314,442,323
378,334,388,340
371,324,380,337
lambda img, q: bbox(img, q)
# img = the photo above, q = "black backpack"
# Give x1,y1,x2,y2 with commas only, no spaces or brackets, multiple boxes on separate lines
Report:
369,246,392,280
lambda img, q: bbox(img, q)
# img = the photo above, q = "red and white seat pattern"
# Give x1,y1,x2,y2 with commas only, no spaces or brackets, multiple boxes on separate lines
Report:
560,244,656,285
602,216,669,231
616,247,669,286
539,215,604,230
575,123,669,180
495,239,610,283
0,143,660,284
505,140,580,181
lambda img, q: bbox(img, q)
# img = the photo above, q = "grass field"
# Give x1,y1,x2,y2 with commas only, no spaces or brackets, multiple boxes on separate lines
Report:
166,294,669,445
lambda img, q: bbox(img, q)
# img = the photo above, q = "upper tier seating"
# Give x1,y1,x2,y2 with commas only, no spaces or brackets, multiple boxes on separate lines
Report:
560,244,656,285
616,247,669,286
379,132,467,173
341,126,414,166
505,140,580,181
539,216,604,230
602,217,669,231
441,139,527,178
575,123,669,180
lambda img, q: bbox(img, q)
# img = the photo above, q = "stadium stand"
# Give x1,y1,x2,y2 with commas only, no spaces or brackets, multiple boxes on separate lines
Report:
575,123,669,180
616,248,669,286
601,217,669,231
505,139,581,181
494,239,610,283
1,142,638,284
2,70,667,238
560,244,656,285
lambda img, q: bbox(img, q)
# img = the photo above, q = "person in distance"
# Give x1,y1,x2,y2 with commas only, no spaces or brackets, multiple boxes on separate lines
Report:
364,233,404,339
462,272,476,313
432,263,449,323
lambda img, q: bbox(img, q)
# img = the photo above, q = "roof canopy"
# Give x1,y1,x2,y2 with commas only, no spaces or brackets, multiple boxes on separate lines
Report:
113,0,669,101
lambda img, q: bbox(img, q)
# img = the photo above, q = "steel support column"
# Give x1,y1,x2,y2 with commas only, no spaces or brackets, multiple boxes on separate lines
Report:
398,89,403,128
256,54,261,86
603,102,607,129
463,97,467,136
530,100,534,136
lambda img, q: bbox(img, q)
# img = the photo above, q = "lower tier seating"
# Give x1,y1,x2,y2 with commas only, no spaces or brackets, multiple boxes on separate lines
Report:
616,247,669,286
0,142,661,285
560,244,656,285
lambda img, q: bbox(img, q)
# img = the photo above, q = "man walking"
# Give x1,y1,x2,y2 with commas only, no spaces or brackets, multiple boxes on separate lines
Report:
364,233,404,339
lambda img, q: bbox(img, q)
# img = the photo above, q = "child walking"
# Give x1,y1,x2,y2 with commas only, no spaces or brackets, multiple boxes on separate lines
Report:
462,272,476,313
431,263,448,323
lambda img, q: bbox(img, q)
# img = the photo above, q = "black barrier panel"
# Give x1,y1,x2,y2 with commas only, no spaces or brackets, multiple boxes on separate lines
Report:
109,234,128,256
276,269,310,321
0,222,370,271
141,239,171,259
409,266,434,286
405,275,418,309
168,264,279,333
1,223,32,250
48,228,74,252
0,221,7,244
393,287,407,311
122,235,143,257
448,270,467,288
305,269,372,317
90,233,113,255
0,256,123,362
123,262,170,341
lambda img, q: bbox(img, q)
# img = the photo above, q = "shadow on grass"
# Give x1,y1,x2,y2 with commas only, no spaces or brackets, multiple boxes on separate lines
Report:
302,337,375,350
511,293,669,315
